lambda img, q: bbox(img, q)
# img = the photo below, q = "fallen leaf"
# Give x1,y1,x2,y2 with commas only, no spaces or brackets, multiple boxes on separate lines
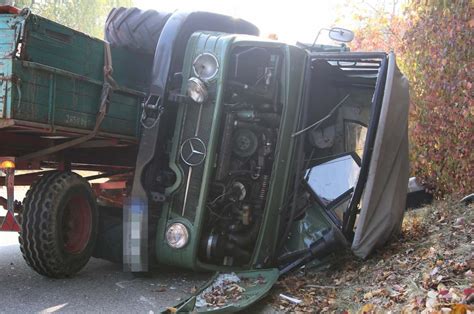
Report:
451,304,469,314
359,303,376,313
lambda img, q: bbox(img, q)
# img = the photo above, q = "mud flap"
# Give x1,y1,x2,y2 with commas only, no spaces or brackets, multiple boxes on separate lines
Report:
167,269,279,313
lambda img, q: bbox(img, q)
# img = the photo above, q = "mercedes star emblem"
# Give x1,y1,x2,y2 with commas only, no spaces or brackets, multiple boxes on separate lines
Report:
180,137,207,166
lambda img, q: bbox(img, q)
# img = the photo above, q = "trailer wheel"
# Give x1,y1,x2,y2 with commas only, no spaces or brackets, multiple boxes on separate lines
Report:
105,7,171,54
19,171,98,278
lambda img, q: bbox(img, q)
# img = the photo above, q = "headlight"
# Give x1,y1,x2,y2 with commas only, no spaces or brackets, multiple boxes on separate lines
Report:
193,53,219,81
186,77,208,104
165,223,189,249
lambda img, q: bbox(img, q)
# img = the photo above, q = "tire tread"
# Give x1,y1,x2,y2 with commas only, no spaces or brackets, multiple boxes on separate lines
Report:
19,171,98,278
104,7,171,54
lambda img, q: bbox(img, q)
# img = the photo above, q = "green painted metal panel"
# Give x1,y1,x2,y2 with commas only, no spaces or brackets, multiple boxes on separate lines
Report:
284,203,334,252
155,32,309,272
173,269,279,312
251,45,308,265
0,13,151,138
155,32,235,270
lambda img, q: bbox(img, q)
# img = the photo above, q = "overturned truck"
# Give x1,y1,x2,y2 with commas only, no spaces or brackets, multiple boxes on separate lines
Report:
0,5,409,312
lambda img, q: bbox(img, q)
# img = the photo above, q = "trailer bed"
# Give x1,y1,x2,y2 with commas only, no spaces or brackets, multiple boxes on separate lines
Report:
0,10,151,143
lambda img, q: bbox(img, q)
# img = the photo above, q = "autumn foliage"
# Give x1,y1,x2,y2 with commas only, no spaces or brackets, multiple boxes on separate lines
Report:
350,0,473,197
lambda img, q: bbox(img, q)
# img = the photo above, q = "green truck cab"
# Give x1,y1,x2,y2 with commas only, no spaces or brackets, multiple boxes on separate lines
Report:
154,34,307,271
0,6,409,312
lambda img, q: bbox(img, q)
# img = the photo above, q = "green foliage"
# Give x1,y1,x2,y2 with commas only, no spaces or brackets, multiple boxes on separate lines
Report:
349,0,473,197
13,0,132,38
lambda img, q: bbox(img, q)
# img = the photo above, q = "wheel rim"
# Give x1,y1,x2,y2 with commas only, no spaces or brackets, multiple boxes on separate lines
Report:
63,194,92,254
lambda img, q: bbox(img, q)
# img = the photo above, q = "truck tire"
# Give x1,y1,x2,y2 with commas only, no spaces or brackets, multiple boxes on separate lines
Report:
19,171,98,278
104,7,171,55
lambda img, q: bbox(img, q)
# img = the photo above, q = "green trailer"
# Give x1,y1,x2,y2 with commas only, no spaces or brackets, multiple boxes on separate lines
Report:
0,6,149,237
0,7,150,143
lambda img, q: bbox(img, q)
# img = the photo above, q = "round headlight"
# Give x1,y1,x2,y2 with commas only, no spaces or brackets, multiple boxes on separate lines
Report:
186,77,208,104
193,53,219,81
165,223,189,249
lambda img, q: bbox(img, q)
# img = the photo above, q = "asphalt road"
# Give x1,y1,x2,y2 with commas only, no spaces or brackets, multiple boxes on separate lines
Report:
0,232,210,313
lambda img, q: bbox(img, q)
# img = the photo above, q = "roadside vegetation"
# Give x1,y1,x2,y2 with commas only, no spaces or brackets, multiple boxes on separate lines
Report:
345,0,473,197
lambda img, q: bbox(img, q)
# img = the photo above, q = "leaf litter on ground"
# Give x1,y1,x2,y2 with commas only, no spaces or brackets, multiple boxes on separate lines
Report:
268,200,473,313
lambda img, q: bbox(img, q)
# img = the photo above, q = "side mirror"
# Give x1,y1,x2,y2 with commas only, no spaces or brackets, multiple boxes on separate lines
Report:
328,27,354,43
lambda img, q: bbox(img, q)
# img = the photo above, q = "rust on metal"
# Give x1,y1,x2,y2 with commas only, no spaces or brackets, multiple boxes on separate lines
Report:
0,170,46,185
92,180,128,208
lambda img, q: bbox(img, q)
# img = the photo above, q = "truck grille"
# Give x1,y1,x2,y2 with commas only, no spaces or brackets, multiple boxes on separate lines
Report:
171,100,216,221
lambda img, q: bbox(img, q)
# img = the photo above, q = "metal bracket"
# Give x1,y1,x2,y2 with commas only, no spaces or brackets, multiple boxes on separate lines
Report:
167,91,188,104
140,95,164,129
150,191,166,203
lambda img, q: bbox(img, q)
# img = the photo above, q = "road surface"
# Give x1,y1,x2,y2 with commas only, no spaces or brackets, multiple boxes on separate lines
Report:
0,183,273,314
0,232,210,313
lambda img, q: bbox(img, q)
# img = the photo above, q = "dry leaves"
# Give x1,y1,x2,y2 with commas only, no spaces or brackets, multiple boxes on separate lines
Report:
270,201,473,313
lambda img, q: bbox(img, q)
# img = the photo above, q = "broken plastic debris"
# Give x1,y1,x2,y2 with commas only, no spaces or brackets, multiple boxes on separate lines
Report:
279,293,302,304
430,266,439,276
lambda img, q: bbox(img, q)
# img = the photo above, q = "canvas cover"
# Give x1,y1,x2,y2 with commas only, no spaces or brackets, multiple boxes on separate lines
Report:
351,53,410,258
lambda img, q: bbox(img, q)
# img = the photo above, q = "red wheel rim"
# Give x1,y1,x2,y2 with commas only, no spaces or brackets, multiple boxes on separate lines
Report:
62,195,92,254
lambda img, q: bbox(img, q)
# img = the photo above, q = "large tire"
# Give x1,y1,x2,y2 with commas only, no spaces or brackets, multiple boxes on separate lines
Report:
104,7,171,54
19,171,98,278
